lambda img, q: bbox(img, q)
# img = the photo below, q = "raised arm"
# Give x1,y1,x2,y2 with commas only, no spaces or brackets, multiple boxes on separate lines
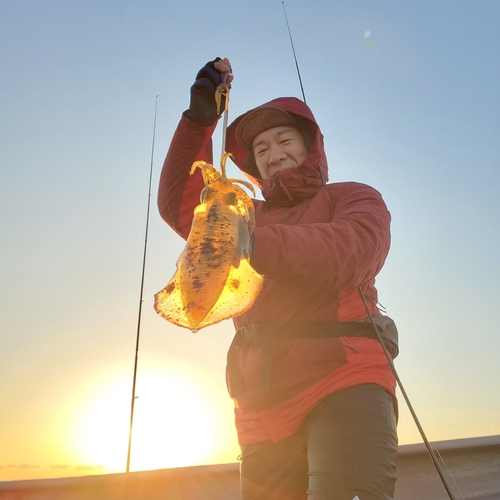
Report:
157,58,233,238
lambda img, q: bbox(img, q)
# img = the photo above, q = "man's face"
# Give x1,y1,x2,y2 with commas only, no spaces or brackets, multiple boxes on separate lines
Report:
252,125,308,180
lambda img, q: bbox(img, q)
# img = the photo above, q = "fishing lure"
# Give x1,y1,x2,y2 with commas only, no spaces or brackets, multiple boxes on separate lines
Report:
154,154,263,332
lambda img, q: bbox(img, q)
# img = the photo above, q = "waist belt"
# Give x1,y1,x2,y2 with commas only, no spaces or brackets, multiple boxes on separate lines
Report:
227,319,399,396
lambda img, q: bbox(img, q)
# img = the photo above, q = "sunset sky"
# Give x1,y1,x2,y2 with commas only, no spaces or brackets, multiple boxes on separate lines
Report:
1,0,499,481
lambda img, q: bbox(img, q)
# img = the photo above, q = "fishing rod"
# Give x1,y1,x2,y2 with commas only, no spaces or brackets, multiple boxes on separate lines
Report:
126,95,159,475
280,3,460,498
358,289,460,500
282,2,306,104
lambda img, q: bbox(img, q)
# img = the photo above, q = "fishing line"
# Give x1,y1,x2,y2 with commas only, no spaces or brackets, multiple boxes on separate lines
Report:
282,2,307,104
126,95,159,475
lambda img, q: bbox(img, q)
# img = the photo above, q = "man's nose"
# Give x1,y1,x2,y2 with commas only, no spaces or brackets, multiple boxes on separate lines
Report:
268,146,286,164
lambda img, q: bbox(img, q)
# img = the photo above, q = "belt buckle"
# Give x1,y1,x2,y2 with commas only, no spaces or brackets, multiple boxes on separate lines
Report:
241,324,260,345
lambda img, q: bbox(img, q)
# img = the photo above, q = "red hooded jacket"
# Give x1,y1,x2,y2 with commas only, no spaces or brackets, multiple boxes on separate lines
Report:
158,97,396,445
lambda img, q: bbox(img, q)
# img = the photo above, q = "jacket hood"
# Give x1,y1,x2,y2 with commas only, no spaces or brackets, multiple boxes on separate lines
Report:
226,97,329,206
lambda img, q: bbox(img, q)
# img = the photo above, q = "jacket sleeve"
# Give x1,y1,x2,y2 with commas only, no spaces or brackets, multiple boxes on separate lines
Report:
157,113,218,239
249,183,391,290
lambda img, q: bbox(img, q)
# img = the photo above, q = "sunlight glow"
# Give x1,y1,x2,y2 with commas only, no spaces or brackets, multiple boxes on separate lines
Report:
72,366,218,472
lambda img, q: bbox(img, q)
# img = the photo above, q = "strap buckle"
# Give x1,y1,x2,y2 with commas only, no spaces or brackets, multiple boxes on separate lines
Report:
239,324,261,345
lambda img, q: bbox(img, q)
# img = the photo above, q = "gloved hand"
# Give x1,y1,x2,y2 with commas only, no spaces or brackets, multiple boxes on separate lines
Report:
185,57,233,127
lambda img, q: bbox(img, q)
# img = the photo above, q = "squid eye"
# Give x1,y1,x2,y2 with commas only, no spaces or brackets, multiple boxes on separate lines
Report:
200,187,217,203
223,192,237,206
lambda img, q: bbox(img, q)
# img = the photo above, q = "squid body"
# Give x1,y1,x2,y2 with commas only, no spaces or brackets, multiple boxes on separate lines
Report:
154,160,263,332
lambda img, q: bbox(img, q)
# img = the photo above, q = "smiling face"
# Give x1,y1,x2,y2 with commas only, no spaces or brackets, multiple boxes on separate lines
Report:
252,125,309,180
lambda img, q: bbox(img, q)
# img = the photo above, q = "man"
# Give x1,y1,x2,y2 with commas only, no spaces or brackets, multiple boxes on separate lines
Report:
158,58,399,500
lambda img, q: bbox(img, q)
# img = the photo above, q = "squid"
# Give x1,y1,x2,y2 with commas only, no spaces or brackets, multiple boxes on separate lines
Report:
154,155,263,332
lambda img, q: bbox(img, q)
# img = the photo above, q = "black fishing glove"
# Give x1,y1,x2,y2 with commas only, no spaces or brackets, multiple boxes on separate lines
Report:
184,57,228,127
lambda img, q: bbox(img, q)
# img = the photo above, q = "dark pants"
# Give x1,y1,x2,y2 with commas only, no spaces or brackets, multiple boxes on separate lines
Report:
239,384,398,500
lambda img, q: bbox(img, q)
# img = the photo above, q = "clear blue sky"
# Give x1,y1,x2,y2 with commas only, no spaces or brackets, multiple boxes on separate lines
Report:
1,0,499,480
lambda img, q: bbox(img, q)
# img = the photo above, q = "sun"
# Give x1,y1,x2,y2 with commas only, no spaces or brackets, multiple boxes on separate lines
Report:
128,372,217,471
71,365,220,472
